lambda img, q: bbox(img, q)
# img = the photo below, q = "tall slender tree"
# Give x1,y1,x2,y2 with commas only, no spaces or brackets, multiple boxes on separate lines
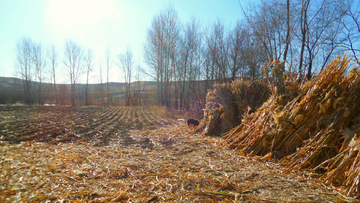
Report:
228,21,245,81
48,44,58,105
206,19,229,83
105,47,112,106
99,63,105,105
144,5,180,107
179,17,202,111
15,37,34,105
118,47,134,106
84,49,94,106
340,0,360,65
32,42,46,105
63,40,84,106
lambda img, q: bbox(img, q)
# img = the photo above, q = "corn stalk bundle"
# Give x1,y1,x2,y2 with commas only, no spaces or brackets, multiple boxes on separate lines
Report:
223,56,360,196
202,79,270,136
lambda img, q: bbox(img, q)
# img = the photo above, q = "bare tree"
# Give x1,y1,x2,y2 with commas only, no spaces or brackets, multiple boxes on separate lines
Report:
134,62,145,106
228,21,246,81
58,84,68,105
84,49,94,106
242,30,266,79
237,0,293,82
63,40,84,106
296,0,347,80
206,19,229,83
342,0,360,65
144,5,180,107
118,47,134,106
105,47,112,106
99,63,105,105
32,42,47,105
283,0,291,62
48,44,58,105
297,0,310,80
144,14,165,105
15,37,34,105
239,0,291,62
238,0,346,80
179,17,202,111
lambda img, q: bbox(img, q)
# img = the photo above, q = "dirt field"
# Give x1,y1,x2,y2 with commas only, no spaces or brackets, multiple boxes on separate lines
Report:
0,106,356,202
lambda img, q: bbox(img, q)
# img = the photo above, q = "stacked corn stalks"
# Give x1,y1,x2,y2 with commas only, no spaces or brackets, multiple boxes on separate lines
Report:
202,78,270,136
223,56,360,196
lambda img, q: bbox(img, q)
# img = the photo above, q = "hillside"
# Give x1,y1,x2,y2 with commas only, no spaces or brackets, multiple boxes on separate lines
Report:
0,76,159,105
0,76,157,92
0,77,23,88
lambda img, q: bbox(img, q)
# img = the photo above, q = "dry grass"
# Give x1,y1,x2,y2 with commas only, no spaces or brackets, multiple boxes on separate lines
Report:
149,105,175,118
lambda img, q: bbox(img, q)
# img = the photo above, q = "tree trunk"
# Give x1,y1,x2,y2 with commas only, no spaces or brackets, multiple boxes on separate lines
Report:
298,0,309,81
54,75,57,105
283,0,291,62
85,78,89,106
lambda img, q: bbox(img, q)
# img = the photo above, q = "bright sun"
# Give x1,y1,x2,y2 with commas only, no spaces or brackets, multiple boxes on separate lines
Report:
45,0,117,32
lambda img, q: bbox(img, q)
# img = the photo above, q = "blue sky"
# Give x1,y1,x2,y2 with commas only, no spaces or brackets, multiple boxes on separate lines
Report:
0,0,249,83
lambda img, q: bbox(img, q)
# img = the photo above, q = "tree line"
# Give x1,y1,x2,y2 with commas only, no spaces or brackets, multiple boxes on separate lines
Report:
10,0,360,112
143,0,360,112
13,38,140,106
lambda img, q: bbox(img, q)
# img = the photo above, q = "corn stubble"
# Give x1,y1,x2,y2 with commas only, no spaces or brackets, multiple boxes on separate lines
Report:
223,55,360,196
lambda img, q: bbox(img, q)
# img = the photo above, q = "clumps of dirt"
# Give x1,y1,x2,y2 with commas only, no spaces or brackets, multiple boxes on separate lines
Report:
0,106,173,146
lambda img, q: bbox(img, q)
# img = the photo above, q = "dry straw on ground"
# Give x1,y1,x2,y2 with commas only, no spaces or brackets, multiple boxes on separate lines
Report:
0,121,354,202
223,55,360,197
0,106,355,202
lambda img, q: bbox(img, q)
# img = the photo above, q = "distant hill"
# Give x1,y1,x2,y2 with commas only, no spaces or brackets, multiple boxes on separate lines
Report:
0,76,157,92
0,76,213,106
0,77,23,88
0,76,159,104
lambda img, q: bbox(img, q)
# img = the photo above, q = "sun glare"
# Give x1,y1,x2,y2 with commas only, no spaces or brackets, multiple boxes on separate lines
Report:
45,0,117,33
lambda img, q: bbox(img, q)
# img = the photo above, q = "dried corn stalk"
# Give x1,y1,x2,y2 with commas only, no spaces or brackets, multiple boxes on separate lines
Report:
202,79,270,136
223,55,360,196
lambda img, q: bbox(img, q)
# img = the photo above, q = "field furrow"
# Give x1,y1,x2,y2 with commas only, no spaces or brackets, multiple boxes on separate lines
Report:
0,106,174,146
0,106,353,202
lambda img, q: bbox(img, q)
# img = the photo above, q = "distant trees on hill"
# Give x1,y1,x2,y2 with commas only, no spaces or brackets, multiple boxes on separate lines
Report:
143,0,360,112
9,0,360,111
118,47,134,106
15,37,46,105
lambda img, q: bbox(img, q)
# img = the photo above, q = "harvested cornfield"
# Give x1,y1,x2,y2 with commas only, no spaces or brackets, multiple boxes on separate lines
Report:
1,107,355,202
2,106,354,202
202,78,270,136
223,56,360,196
